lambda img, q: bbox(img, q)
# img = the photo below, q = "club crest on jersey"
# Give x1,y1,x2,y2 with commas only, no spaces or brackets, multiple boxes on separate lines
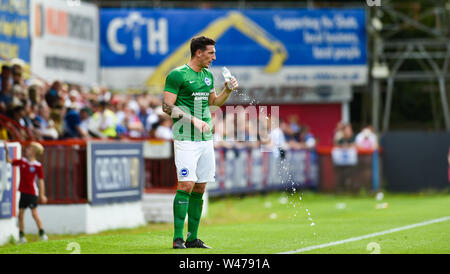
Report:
29,166,35,173
180,168,189,177
204,77,211,86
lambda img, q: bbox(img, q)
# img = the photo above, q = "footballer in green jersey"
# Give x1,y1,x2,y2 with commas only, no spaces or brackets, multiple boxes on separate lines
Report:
162,36,239,249
164,63,215,141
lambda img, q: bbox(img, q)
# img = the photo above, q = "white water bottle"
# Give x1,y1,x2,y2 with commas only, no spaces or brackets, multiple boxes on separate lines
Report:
222,67,233,80
222,67,235,91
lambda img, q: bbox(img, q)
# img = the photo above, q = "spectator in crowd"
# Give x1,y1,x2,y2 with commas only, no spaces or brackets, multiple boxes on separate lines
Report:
147,97,162,131
212,114,225,146
298,125,316,149
45,81,63,109
12,83,28,104
261,116,288,159
62,104,87,139
333,121,345,145
155,115,173,140
234,108,250,149
125,106,144,138
34,104,58,140
0,124,8,140
355,125,378,150
79,107,92,138
64,89,83,111
137,97,151,132
0,65,13,112
11,105,27,127
336,123,355,148
28,81,43,106
50,107,64,137
288,115,301,138
281,118,298,149
333,123,360,194
221,113,237,149
11,60,26,89
91,100,117,138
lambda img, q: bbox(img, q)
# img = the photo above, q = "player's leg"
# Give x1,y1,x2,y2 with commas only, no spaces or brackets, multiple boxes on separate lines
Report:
172,140,200,248
172,181,194,248
185,182,211,248
17,193,30,243
17,208,26,243
185,140,215,248
31,207,47,241
187,183,206,242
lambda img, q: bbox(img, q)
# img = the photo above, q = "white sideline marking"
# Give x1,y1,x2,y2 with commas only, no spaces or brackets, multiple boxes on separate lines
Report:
278,216,450,254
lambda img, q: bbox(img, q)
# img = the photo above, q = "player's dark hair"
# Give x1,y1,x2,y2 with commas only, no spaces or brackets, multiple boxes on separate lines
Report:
190,36,216,57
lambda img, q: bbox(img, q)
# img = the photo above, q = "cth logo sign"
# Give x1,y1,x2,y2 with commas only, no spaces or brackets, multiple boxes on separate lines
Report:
366,0,381,6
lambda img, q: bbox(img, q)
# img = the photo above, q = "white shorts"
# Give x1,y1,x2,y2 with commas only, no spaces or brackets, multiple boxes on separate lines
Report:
174,140,216,183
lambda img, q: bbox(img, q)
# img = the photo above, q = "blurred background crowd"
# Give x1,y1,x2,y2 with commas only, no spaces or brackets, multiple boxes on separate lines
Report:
0,58,379,151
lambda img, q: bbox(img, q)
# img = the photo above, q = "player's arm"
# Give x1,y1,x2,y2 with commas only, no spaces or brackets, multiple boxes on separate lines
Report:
209,77,239,107
162,91,210,133
38,178,47,204
3,141,11,163
36,165,47,204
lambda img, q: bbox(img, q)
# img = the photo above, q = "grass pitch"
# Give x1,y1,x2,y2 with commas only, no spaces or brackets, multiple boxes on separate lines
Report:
0,191,449,254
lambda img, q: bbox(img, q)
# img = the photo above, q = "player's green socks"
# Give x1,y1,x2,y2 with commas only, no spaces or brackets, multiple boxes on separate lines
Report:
187,191,204,242
173,190,190,241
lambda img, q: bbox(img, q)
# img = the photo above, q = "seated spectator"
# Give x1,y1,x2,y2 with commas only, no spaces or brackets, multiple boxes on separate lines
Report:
28,83,41,105
11,60,26,88
50,106,64,137
125,107,144,138
45,81,63,108
35,104,59,140
9,104,33,139
64,89,83,111
12,84,28,103
155,115,173,140
0,65,13,113
62,104,87,139
79,107,92,138
146,96,162,134
90,100,117,138
11,104,26,127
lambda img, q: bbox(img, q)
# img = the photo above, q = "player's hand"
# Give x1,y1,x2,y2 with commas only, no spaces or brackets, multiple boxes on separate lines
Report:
225,77,238,92
193,117,211,133
40,195,48,204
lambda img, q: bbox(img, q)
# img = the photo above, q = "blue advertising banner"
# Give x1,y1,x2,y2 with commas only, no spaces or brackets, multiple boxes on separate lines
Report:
100,8,367,90
0,0,30,62
87,141,144,205
0,143,20,219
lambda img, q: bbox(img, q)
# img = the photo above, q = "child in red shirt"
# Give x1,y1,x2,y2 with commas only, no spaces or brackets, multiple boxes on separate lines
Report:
4,141,48,243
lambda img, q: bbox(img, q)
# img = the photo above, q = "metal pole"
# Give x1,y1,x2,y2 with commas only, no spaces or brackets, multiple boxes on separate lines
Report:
372,79,380,132
438,77,450,131
382,77,394,132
